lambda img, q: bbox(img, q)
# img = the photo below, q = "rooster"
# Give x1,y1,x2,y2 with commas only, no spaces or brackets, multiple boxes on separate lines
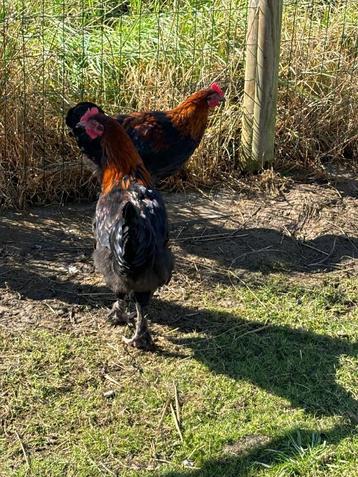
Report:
77,107,173,349
66,83,224,181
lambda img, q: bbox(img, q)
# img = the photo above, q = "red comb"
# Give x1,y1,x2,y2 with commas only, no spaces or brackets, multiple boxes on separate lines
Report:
79,107,99,123
210,82,224,97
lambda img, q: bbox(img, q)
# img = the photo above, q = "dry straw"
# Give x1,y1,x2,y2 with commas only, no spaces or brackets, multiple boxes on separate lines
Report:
0,1,356,208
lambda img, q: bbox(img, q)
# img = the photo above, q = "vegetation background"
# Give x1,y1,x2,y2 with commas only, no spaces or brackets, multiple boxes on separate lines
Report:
0,0,357,206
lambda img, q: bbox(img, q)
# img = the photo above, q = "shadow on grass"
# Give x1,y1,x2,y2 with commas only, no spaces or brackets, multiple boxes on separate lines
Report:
161,424,354,476
150,300,357,476
151,300,357,420
0,205,357,475
170,224,358,278
1,206,357,409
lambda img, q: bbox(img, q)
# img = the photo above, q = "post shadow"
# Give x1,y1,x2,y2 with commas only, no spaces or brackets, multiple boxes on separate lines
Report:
149,299,357,477
160,422,354,476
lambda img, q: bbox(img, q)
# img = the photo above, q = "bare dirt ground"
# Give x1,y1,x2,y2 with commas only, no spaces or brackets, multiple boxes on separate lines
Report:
0,180,357,334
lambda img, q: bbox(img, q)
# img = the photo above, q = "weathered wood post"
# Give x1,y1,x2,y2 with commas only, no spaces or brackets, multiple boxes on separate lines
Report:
241,0,260,166
240,0,283,172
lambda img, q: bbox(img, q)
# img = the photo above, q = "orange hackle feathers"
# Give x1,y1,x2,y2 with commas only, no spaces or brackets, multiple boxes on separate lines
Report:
167,83,224,139
78,109,152,194
100,119,152,193
167,90,212,139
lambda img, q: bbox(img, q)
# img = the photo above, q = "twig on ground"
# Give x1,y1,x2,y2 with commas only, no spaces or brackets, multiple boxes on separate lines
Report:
229,272,279,313
173,381,181,424
175,231,248,243
300,242,330,255
14,430,31,469
44,303,57,315
103,374,121,387
308,237,337,267
157,397,171,430
170,402,183,442
230,246,281,265
326,221,358,253
233,325,271,341
86,455,117,476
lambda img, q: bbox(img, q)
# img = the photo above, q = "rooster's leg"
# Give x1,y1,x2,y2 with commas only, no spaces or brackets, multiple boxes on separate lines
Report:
107,294,135,326
122,300,153,349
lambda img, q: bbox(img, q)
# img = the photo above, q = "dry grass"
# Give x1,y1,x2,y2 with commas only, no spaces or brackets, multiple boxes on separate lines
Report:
0,1,357,208
276,2,358,175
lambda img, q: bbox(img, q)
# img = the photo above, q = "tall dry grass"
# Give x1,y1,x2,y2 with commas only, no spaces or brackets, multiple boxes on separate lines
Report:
276,1,358,175
0,0,357,208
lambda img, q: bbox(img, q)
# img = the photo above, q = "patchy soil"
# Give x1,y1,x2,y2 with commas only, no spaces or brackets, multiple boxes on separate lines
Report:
0,180,357,476
0,180,357,334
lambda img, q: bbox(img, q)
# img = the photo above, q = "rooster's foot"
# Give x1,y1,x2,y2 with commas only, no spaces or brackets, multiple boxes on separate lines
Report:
107,301,135,326
122,331,154,350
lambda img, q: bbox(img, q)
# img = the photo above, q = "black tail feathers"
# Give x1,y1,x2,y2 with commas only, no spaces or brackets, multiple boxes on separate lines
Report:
122,201,138,224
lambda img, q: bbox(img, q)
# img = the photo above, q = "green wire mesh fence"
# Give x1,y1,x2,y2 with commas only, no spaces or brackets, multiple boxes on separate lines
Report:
0,1,357,208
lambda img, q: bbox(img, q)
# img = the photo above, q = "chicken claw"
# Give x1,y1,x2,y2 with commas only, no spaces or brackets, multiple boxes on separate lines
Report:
122,332,154,350
107,300,134,326
122,302,154,350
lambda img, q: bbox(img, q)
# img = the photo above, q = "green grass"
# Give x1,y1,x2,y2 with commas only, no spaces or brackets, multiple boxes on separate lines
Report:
1,274,357,476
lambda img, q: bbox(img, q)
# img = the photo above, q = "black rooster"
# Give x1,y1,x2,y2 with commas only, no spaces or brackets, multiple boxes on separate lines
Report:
77,107,173,349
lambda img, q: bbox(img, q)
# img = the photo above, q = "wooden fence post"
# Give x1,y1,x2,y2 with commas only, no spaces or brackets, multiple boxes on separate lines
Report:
240,0,283,172
241,0,260,166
